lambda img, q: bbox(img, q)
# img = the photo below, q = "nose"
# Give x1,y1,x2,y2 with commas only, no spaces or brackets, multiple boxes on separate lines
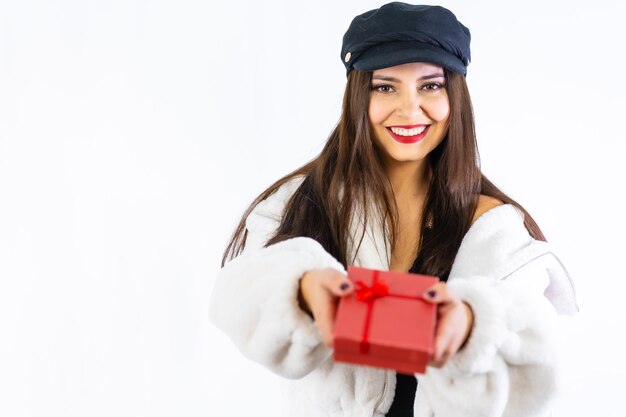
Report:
396,91,423,118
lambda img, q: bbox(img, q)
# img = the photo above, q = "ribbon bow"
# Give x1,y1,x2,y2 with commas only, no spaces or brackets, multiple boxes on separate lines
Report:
355,279,389,302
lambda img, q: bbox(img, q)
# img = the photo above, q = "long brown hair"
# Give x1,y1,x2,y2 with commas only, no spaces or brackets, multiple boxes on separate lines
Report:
221,69,545,280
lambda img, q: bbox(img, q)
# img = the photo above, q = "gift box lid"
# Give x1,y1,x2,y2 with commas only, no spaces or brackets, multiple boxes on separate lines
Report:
333,266,439,359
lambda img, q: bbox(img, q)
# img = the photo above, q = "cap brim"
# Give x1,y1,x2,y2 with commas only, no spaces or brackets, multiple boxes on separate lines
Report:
352,41,467,75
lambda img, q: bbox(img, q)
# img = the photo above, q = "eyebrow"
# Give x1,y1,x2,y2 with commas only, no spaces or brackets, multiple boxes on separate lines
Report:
372,73,445,82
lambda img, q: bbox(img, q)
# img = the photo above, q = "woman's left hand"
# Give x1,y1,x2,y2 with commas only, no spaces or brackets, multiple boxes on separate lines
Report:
422,282,474,368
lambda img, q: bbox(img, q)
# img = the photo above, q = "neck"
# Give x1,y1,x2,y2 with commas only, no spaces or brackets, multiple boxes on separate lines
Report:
384,159,431,203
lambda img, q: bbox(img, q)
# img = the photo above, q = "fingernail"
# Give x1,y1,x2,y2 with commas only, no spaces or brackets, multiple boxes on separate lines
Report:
340,283,350,291
426,290,437,299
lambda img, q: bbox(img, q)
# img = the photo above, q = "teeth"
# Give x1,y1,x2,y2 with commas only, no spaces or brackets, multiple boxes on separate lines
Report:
390,126,427,136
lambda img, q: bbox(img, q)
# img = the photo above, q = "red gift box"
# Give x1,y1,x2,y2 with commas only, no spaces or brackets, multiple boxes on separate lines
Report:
332,266,439,374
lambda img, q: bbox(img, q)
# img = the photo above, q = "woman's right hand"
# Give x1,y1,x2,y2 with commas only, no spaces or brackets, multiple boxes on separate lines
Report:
298,268,354,348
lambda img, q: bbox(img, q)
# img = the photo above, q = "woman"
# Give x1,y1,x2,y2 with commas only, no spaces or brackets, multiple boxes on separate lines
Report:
210,3,577,416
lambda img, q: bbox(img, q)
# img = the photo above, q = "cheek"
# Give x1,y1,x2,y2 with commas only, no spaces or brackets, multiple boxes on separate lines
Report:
426,95,450,122
368,98,387,125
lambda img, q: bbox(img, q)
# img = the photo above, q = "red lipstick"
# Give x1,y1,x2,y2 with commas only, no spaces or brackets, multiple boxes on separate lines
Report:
386,124,430,144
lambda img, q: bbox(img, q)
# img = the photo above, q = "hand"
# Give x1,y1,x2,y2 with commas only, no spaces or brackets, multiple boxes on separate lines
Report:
298,268,354,348
422,282,474,368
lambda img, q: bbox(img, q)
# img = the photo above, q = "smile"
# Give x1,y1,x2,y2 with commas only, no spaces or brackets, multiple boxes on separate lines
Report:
386,124,430,144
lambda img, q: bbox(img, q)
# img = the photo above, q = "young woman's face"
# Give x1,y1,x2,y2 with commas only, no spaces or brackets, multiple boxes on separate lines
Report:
368,62,450,167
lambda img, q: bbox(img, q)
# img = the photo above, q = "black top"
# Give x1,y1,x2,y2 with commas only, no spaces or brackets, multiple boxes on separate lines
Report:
385,248,440,416
385,372,417,417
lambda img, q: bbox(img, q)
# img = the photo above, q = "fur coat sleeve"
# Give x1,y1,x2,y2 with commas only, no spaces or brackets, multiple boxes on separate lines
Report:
209,177,345,379
416,205,577,417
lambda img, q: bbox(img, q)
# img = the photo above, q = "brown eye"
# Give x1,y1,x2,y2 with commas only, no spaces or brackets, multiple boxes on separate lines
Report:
421,82,445,91
371,84,394,93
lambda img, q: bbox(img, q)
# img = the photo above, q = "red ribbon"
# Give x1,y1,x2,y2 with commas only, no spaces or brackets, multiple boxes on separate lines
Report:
354,270,424,354
355,277,389,302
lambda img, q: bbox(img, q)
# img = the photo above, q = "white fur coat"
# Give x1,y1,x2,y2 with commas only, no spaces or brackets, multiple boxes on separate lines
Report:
210,177,578,417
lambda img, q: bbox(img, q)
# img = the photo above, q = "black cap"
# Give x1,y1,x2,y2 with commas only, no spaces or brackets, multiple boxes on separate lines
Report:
341,3,471,76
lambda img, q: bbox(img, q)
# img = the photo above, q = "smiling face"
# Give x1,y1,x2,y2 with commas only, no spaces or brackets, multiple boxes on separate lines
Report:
368,62,450,169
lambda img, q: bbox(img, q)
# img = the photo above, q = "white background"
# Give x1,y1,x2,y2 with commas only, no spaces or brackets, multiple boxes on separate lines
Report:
0,0,624,416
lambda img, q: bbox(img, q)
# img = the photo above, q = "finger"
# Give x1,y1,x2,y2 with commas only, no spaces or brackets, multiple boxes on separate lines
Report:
427,359,442,368
433,306,457,363
446,331,465,361
446,309,472,357
321,270,354,297
423,282,459,304
439,348,452,366
429,345,451,368
434,334,457,366
433,304,471,365
422,282,448,303
434,326,455,363
313,292,339,348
